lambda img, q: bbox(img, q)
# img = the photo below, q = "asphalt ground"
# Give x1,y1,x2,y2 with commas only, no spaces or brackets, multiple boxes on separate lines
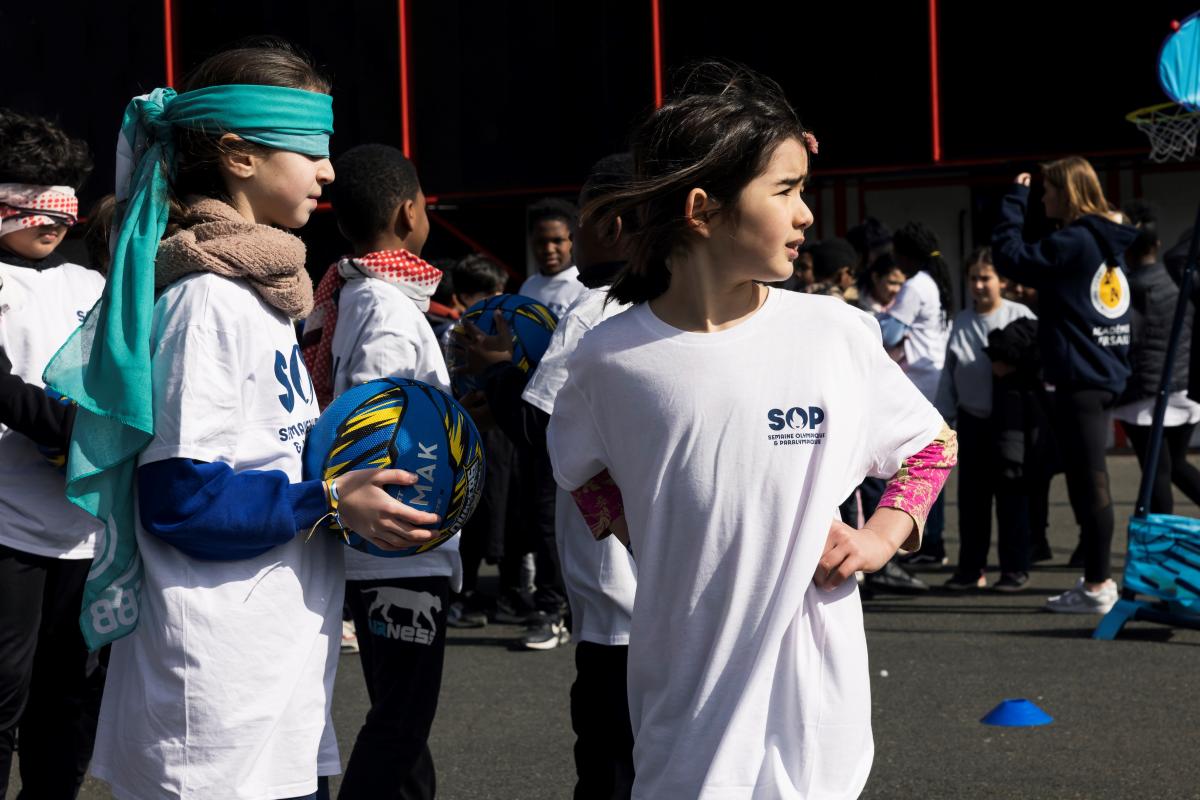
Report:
13,454,1200,799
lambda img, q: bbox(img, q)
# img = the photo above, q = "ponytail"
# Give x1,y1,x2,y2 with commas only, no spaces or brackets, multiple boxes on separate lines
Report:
894,221,955,324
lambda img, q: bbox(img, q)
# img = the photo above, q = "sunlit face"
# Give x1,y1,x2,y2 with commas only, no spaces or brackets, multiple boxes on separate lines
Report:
969,261,1003,311
239,149,335,229
707,137,814,283
872,267,906,306
530,219,572,275
0,222,69,260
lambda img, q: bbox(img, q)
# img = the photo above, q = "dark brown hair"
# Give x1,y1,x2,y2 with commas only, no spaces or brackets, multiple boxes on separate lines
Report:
892,221,955,323
170,38,331,213
0,107,92,189
584,61,808,305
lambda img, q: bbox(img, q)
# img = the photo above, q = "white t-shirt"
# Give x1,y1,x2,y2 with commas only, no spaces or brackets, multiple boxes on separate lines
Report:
0,259,105,559
547,289,943,799
519,265,585,319
91,274,343,800
326,276,461,587
523,286,637,645
934,300,1036,419
887,270,950,401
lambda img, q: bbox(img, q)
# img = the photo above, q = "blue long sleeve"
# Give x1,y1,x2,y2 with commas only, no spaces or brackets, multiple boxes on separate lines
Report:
990,184,1083,287
138,458,329,561
878,314,910,348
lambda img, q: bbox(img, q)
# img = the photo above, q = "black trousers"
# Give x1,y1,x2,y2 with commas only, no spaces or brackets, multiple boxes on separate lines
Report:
954,410,1031,575
0,543,107,800
341,576,450,800
1053,389,1117,583
571,643,634,800
516,446,567,616
1122,421,1200,515
460,428,520,595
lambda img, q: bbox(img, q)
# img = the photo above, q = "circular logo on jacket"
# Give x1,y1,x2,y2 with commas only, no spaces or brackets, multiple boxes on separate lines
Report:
1090,263,1129,319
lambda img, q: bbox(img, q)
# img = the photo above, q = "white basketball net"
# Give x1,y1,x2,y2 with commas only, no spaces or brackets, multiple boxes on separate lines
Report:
1129,104,1200,163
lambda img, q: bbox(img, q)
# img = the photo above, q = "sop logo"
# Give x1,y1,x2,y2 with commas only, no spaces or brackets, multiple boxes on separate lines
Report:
767,406,825,431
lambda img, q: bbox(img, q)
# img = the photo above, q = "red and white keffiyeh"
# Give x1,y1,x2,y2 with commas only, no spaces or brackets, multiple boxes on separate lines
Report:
302,249,443,409
0,183,79,238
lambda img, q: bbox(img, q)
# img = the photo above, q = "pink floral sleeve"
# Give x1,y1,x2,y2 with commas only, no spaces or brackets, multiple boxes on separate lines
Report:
570,468,625,540
878,422,958,551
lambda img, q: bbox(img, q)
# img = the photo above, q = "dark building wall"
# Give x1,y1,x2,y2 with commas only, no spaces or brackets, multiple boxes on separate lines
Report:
4,0,1197,276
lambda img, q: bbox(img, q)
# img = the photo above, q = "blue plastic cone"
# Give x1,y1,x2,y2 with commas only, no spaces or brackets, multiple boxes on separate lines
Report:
980,698,1053,727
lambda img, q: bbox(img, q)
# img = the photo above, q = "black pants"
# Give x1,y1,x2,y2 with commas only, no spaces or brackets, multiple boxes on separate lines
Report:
571,643,634,800
341,576,450,800
1122,421,1200,515
1026,388,1059,550
955,410,1031,575
1053,389,1117,583
0,544,107,800
516,446,567,616
460,429,520,595
860,477,886,519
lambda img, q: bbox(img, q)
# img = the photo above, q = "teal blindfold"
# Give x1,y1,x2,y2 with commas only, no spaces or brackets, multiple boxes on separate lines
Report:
157,83,334,157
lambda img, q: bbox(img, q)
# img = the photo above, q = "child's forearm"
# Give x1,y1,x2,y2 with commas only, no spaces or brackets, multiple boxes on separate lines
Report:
0,346,76,450
877,422,958,551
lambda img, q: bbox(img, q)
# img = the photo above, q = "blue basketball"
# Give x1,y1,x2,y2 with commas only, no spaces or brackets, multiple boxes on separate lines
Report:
445,293,558,397
302,378,485,557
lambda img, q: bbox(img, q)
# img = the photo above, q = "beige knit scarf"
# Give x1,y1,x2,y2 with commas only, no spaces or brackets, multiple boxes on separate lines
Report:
155,197,314,319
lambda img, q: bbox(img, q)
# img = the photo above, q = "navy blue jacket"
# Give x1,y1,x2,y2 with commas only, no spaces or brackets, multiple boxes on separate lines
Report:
992,184,1138,394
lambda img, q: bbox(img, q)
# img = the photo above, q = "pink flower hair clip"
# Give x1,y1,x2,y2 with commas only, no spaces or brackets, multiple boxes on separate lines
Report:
802,131,819,155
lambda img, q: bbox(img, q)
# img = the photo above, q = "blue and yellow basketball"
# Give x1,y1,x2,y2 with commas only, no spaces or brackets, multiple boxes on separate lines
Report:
302,378,485,557
445,293,558,397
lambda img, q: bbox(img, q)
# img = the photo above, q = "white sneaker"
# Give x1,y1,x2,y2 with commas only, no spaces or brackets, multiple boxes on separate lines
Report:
1045,578,1118,614
341,619,360,653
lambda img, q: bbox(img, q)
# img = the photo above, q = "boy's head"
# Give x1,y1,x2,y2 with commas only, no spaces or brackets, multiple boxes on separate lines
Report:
966,247,1003,312
451,254,508,310
0,108,92,261
575,153,634,270
810,238,857,289
527,197,576,275
790,241,816,289
846,217,892,272
1122,199,1159,266
329,144,428,256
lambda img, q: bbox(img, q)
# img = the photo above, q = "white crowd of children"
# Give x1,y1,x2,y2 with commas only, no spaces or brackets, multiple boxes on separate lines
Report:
0,38,1181,800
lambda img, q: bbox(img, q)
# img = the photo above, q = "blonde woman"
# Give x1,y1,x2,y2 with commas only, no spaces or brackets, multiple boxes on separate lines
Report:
991,156,1137,614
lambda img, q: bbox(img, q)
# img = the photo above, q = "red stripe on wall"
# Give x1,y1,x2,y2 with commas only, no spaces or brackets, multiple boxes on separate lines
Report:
399,0,413,158
651,0,664,108
929,0,942,162
164,0,177,86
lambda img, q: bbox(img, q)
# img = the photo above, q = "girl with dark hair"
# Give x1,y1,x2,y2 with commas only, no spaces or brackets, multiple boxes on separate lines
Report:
879,222,954,563
936,247,1037,591
857,252,907,316
547,62,956,798
882,221,955,398
992,160,1136,614
1113,200,1200,514
46,41,437,799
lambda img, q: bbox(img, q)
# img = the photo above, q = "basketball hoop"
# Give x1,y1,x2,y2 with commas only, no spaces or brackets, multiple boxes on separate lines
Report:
1127,102,1200,163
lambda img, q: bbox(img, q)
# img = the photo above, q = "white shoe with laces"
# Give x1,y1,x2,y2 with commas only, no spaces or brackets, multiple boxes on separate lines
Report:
1045,578,1118,614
